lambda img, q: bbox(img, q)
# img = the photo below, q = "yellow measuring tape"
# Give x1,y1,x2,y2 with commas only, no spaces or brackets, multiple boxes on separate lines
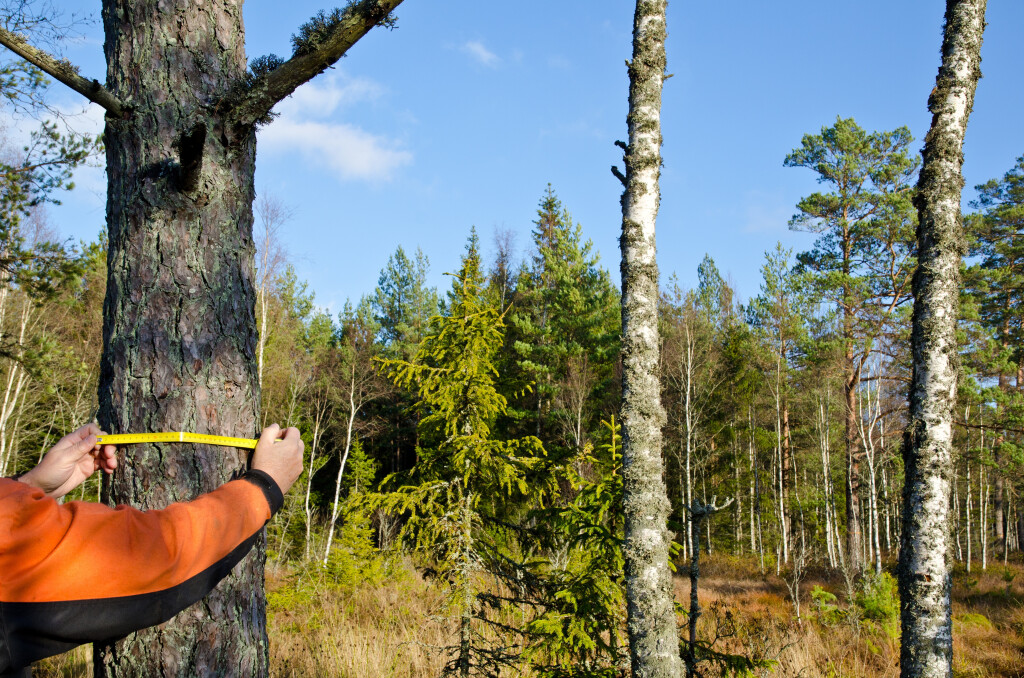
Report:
95,432,261,450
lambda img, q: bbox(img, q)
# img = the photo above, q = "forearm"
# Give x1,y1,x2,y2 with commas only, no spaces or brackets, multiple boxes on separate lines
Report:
0,473,281,672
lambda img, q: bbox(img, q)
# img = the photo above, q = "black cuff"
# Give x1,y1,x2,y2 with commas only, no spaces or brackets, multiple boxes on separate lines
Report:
239,469,284,517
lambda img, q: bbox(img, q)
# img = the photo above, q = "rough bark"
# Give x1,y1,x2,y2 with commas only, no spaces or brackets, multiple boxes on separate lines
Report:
899,2,985,676
35,1,405,675
616,2,680,676
93,2,264,674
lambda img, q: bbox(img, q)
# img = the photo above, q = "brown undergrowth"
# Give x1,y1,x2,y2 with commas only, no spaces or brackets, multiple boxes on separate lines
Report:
33,556,1024,677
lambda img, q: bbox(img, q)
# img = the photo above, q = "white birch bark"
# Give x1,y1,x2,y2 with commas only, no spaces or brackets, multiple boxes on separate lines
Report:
323,373,358,565
899,2,986,675
616,2,679,675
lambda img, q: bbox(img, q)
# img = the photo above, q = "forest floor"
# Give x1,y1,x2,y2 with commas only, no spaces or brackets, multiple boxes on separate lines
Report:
36,555,1024,677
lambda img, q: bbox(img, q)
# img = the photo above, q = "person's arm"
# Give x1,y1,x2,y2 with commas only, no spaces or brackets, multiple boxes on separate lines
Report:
16,424,117,499
0,425,302,674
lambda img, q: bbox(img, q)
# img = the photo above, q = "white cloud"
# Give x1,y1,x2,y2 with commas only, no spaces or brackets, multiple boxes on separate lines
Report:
260,71,411,182
462,40,500,67
260,118,411,182
275,71,383,119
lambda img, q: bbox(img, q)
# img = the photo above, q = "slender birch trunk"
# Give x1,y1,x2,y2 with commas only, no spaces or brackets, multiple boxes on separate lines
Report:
981,463,988,570
818,397,837,567
684,330,694,559
966,461,972,572
323,375,358,565
749,407,757,554
616,2,679,675
900,2,986,675
303,408,325,562
953,470,963,562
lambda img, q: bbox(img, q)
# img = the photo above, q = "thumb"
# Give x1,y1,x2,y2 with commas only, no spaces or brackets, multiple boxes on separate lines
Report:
257,424,283,447
67,432,99,457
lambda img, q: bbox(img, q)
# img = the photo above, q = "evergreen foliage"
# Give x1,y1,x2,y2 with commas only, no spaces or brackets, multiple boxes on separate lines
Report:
372,233,548,676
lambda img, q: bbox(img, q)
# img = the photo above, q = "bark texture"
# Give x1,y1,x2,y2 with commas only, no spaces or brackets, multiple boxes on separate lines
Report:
617,2,680,677
94,2,264,676
84,1,403,675
899,2,986,676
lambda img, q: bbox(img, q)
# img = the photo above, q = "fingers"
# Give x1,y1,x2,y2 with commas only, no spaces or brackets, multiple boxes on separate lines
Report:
69,432,100,456
252,424,304,495
258,423,282,446
97,445,118,473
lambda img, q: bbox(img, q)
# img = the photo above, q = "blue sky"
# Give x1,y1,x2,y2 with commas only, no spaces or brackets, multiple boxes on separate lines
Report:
32,1,1024,312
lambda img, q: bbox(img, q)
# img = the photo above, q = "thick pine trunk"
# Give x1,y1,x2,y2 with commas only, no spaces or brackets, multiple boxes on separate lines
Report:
618,2,680,676
899,2,985,676
95,2,265,676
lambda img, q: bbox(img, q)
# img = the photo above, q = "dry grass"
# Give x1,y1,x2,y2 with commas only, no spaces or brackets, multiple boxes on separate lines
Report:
267,561,448,678
32,556,1024,677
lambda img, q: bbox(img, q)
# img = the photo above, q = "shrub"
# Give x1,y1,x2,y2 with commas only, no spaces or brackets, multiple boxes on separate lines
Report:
856,572,899,639
810,585,843,626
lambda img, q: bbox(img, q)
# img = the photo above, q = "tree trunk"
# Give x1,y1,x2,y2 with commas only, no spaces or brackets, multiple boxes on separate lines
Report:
93,2,267,675
845,372,862,571
617,1,680,676
899,2,985,676
684,511,703,678
782,397,794,550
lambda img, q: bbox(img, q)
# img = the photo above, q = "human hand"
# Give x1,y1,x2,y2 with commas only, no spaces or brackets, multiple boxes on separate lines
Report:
19,424,117,499
251,424,303,495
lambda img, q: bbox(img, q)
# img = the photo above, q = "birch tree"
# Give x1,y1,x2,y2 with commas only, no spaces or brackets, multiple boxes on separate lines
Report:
0,1,405,674
612,1,680,675
899,1,986,675
323,300,387,565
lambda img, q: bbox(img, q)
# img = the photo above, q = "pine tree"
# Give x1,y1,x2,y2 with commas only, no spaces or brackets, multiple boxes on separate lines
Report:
964,154,1024,554
0,1,407,673
786,117,919,570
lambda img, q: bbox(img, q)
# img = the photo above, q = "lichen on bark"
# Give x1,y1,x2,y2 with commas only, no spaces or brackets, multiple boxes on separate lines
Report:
94,1,266,675
618,2,681,677
899,2,986,677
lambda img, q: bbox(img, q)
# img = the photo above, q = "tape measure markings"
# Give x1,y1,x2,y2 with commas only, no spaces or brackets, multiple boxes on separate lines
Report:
95,432,260,449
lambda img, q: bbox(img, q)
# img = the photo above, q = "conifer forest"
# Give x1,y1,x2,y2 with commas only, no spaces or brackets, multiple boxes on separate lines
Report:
2,0,1024,676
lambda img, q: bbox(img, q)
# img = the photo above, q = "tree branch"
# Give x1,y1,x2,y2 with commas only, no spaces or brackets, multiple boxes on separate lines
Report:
611,165,626,187
0,26,126,118
226,0,404,130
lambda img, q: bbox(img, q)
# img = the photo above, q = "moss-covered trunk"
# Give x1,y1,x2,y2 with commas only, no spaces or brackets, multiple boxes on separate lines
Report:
94,1,263,675
618,2,681,677
900,1,986,676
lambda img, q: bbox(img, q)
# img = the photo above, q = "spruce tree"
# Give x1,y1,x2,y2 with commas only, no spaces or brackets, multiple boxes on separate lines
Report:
375,232,546,676
506,186,618,451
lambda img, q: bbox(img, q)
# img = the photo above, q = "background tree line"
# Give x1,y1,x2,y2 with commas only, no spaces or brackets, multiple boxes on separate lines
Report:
5,135,1022,672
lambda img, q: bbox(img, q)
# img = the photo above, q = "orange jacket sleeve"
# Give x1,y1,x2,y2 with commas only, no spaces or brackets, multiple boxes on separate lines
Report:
0,471,281,674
